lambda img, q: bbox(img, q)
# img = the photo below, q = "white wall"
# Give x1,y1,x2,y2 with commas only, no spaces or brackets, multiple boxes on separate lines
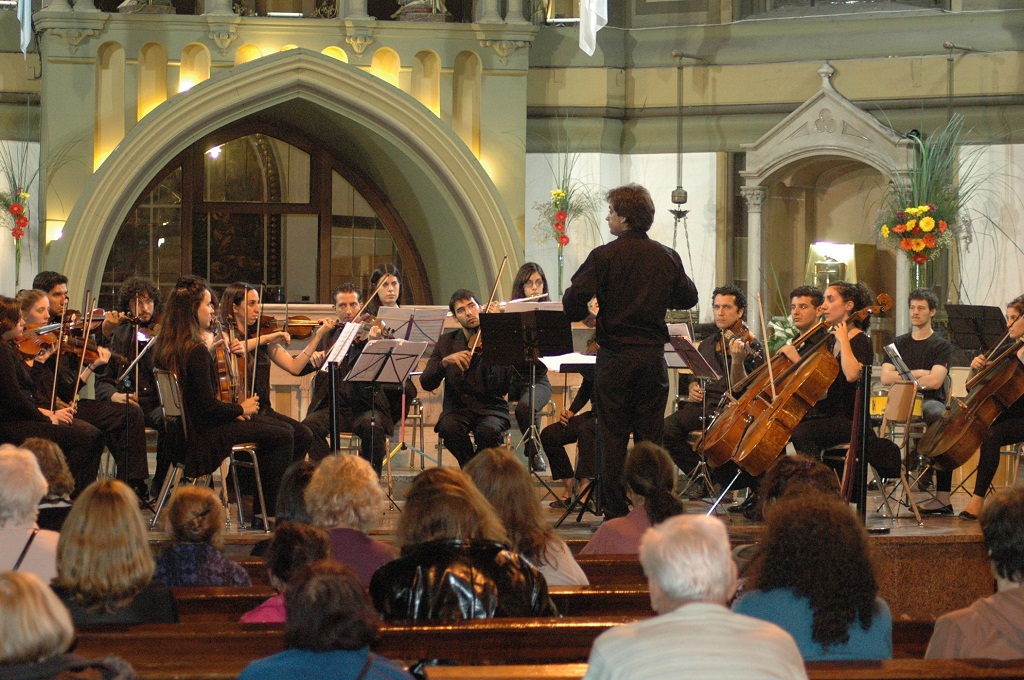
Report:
0,140,39,295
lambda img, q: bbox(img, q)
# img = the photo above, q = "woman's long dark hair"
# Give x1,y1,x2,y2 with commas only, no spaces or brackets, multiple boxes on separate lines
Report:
367,263,401,316
152,275,209,376
746,492,880,648
828,281,874,330
511,263,548,300
624,442,683,525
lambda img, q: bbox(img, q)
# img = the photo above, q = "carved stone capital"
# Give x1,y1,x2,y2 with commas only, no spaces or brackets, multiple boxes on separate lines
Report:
740,186,766,210
345,30,374,56
480,39,528,65
206,15,240,52
42,14,108,51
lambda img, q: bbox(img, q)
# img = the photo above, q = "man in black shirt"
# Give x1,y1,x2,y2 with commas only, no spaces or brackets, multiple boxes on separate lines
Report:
562,184,698,518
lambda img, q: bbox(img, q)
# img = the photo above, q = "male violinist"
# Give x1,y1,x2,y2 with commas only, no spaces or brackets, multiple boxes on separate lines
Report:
301,283,395,472
419,289,551,468
562,184,698,519
662,285,763,505
94,277,164,494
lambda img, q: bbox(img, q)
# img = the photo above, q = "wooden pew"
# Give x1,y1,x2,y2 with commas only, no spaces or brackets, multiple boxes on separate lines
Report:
171,585,655,622
425,659,1024,680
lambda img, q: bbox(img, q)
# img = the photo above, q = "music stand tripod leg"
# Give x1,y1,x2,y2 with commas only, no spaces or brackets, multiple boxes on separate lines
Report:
678,379,717,502
707,469,742,516
515,363,558,501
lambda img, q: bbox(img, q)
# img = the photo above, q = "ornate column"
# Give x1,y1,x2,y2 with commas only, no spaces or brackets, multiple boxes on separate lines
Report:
741,185,766,336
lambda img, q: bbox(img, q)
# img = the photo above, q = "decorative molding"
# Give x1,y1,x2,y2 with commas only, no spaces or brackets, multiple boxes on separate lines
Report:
206,16,240,52
813,108,836,134
480,39,528,65
45,15,107,50
345,30,374,56
740,186,766,210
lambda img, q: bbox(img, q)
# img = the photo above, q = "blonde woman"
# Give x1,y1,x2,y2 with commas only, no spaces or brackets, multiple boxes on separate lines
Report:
154,486,251,587
304,454,394,586
369,467,557,620
51,479,178,625
0,445,60,583
0,571,134,678
465,447,588,586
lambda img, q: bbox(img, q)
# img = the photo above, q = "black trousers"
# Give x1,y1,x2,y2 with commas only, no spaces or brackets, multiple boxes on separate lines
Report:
304,406,393,474
936,412,1024,496
0,418,105,497
195,417,293,512
258,408,314,463
595,345,668,519
540,411,596,481
75,398,149,483
435,409,510,467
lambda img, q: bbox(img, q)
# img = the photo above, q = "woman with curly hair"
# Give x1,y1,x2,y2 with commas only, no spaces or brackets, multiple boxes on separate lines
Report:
20,438,75,531
465,447,588,585
51,478,178,625
733,492,892,661
304,454,394,586
154,485,251,587
580,441,683,555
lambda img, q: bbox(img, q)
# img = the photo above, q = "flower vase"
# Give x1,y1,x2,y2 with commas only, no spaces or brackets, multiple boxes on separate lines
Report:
911,260,930,292
557,244,564,297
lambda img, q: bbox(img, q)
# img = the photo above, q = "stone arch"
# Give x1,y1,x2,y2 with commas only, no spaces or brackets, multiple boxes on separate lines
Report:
739,62,915,333
59,48,518,300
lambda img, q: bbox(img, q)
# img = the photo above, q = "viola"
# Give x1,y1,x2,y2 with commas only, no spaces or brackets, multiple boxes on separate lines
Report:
917,336,1024,470
211,319,240,404
723,294,893,477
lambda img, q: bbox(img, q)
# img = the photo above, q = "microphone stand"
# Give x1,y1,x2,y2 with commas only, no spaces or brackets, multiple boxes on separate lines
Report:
115,320,156,509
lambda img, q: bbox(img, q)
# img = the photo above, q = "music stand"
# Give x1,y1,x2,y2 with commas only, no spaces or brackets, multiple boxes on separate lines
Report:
945,305,1006,352
346,339,429,509
479,310,573,500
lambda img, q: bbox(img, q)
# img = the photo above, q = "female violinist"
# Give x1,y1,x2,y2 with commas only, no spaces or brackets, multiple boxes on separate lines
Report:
16,289,150,499
152,275,292,523
218,282,333,461
787,281,875,460
0,296,106,497
927,296,1024,520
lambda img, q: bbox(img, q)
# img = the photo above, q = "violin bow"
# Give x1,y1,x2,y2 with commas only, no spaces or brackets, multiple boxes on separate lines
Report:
470,256,508,354
249,283,265,398
49,295,71,413
70,293,97,410
754,293,777,402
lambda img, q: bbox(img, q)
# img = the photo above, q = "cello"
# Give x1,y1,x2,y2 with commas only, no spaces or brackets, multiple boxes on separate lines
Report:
727,294,892,477
917,334,1024,471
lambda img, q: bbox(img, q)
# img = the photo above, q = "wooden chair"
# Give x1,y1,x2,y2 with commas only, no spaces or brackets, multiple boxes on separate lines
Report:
875,380,924,525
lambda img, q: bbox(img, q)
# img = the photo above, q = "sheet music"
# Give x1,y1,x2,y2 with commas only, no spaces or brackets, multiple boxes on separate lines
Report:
665,323,693,369
345,339,429,384
320,321,362,372
540,352,597,373
376,307,448,347
883,344,921,386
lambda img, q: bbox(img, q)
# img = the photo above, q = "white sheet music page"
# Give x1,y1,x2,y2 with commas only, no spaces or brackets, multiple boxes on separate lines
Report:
540,352,597,373
320,321,362,372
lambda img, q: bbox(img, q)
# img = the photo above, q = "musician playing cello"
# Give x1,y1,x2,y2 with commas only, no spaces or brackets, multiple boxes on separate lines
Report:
929,296,1024,520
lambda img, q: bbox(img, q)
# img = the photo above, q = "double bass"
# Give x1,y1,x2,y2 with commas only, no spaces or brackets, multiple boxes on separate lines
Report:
725,294,892,477
917,334,1024,470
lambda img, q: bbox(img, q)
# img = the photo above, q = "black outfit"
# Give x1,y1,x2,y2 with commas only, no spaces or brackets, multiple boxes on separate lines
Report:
301,328,396,472
790,332,874,457
0,342,105,496
540,376,597,481
96,322,167,485
882,331,954,421
936,390,1024,497
663,329,763,483
562,229,699,518
51,581,178,626
419,328,551,467
369,538,558,620
172,343,293,510
36,353,149,486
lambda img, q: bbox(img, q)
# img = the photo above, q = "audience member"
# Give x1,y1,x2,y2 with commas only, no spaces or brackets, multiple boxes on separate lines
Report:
239,561,413,680
926,486,1024,659
370,467,557,620
734,493,892,661
750,454,841,522
154,486,251,587
51,479,178,625
583,514,806,679
0,571,135,679
305,455,394,586
241,523,331,624
251,459,317,558
20,438,75,532
465,447,588,586
580,442,683,555
0,445,60,582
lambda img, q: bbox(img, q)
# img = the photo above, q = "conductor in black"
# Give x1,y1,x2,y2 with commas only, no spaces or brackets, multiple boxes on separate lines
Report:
562,184,698,519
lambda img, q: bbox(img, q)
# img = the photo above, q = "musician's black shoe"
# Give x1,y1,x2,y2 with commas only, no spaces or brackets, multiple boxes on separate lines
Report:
531,452,548,473
920,503,954,516
958,509,978,521
728,493,758,514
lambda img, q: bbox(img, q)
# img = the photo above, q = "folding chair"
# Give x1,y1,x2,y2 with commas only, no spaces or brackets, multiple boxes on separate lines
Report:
875,380,924,525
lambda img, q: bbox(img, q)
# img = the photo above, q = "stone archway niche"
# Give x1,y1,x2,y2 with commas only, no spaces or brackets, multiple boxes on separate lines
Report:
58,48,520,303
740,62,915,334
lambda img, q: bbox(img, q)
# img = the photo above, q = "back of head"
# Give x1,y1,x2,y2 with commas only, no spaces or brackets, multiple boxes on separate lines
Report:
754,455,840,521
305,454,385,533
55,479,155,611
981,486,1024,584
0,445,48,528
0,295,20,334
167,486,225,548
20,438,75,500
639,514,735,609
274,460,316,525
397,467,507,549
605,184,655,232
0,571,74,665
464,447,553,559
284,561,380,652
265,522,331,587
625,442,683,525
749,493,878,647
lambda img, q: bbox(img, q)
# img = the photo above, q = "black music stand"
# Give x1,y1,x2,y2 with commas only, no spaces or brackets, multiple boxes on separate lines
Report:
945,305,1006,352
479,310,572,499
667,335,722,503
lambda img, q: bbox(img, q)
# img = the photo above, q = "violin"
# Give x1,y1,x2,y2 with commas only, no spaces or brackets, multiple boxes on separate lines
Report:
718,321,764,362
63,309,105,336
255,314,329,340
59,335,126,366
12,323,61,360
355,314,395,342
210,319,240,404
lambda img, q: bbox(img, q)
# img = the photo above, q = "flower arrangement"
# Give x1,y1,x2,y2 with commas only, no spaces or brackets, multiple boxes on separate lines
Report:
878,203,953,265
